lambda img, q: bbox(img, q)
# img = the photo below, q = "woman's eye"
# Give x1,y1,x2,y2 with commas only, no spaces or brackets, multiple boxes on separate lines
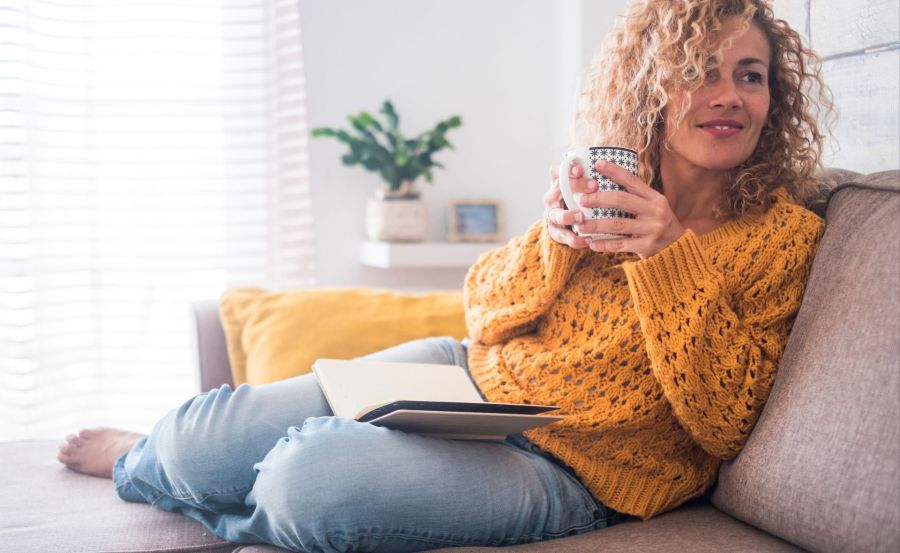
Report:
740,71,765,85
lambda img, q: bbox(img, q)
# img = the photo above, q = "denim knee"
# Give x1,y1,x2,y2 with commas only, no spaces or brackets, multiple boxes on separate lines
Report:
152,384,258,501
250,417,401,551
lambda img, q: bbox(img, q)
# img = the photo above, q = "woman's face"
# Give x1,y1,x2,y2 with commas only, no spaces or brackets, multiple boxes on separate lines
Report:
662,20,772,174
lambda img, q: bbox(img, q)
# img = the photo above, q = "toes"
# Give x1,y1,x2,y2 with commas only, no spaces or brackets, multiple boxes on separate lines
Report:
65,433,86,448
57,450,77,468
59,433,85,453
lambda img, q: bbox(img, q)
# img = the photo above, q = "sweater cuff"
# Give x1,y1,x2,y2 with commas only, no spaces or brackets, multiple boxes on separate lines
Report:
539,221,586,284
622,229,717,310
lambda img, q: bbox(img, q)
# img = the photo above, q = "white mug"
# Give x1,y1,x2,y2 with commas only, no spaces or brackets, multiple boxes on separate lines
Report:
558,146,638,239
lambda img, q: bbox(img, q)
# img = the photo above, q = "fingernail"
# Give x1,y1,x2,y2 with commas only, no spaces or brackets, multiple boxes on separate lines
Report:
596,160,608,169
575,213,584,223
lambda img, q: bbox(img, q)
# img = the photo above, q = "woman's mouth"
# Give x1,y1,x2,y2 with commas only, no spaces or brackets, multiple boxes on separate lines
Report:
698,120,744,138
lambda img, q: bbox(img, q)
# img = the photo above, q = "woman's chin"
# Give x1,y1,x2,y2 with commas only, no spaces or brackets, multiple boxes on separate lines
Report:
701,155,753,172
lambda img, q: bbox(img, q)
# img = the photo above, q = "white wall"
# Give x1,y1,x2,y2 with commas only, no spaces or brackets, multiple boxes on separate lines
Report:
300,0,626,290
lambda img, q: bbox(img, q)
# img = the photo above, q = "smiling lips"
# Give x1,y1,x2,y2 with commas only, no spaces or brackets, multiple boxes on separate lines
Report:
698,119,744,138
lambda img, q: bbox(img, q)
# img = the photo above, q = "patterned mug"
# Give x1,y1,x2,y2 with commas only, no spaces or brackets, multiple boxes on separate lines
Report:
557,146,638,239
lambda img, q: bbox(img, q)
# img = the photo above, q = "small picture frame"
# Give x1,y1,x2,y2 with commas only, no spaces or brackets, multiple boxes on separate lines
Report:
448,199,504,242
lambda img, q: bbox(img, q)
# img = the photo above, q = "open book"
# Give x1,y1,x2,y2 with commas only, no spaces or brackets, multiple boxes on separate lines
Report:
312,359,564,441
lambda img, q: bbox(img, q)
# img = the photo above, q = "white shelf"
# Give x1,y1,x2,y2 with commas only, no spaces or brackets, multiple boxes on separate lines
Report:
360,241,504,268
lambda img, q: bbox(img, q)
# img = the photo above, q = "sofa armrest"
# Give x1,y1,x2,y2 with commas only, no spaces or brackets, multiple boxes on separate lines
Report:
189,300,234,391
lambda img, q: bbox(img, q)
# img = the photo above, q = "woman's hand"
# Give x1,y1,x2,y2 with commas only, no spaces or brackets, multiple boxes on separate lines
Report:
543,163,596,249
577,160,686,259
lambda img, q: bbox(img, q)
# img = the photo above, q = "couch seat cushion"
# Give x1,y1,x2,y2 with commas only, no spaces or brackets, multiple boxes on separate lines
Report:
231,504,805,553
1,440,232,553
3,440,805,553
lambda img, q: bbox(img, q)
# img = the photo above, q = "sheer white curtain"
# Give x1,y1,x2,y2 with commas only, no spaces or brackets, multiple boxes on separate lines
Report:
0,0,314,441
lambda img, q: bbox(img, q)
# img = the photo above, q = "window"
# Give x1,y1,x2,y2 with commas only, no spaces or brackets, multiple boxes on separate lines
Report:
0,0,314,440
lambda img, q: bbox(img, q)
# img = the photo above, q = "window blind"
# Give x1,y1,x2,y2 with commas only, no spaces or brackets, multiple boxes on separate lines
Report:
0,0,314,441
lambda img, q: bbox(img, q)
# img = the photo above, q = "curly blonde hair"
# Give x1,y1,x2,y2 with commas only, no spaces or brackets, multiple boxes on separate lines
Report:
573,0,835,218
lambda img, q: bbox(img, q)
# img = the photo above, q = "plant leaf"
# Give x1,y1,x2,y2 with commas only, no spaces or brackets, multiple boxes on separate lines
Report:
315,101,461,189
356,111,384,132
381,100,399,133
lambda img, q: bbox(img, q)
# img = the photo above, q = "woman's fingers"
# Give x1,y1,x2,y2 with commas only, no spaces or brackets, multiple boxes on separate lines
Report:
545,164,586,226
567,163,598,194
546,221,592,249
574,215,649,237
545,163,601,250
576,190,645,216
546,206,584,226
594,160,653,199
546,159,688,259
552,162,598,194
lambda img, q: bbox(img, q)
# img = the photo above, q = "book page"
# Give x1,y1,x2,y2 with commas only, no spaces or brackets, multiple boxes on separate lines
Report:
313,359,484,419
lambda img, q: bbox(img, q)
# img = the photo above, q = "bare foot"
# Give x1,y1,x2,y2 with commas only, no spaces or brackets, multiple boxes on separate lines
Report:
57,428,145,478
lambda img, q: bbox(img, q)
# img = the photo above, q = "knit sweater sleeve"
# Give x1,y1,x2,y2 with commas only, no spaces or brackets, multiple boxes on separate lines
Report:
622,209,824,460
464,220,586,345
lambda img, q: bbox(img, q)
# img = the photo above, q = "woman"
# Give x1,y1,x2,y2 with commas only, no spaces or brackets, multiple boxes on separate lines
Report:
58,0,832,551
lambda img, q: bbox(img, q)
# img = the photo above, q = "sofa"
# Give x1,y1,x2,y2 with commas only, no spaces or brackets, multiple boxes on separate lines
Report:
1,168,897,553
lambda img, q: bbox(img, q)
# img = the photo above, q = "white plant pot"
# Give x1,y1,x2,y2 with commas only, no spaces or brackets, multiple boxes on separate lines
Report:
366,197,427,242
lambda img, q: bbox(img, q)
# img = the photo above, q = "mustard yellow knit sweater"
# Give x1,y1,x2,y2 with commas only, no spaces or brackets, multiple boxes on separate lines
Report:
464,189,824,520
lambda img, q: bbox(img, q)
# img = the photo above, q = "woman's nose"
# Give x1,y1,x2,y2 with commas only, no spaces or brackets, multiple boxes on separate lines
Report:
707,79,743,109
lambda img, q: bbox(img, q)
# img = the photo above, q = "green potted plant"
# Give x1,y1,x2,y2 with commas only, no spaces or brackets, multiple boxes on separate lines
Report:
312,100,462,241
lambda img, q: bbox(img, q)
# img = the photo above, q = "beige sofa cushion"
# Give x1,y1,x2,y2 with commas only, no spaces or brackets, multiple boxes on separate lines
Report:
712,171,900,553
235,504,805,553
0,440,232,553
3,441,803,553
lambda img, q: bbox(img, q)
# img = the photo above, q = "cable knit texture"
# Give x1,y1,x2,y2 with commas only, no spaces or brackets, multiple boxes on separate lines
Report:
464,188,824,520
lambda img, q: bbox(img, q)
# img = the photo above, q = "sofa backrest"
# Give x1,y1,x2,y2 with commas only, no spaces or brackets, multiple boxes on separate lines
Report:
711,170,900,553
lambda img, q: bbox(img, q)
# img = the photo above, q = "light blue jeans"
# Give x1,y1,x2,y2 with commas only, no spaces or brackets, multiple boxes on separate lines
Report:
113,337,622,552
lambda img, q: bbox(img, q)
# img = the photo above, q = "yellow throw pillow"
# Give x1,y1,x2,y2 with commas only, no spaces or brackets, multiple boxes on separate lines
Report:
219,287,468,386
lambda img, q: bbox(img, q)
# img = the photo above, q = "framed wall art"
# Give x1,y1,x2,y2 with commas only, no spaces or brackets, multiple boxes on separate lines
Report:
448,199,504,242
